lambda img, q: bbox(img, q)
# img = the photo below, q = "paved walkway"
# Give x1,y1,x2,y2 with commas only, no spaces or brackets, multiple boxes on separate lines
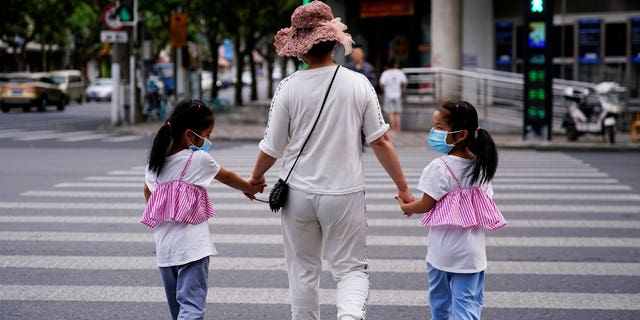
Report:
113,106,640,151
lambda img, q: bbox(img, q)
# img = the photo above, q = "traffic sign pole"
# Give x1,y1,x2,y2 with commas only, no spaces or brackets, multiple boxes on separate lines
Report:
523,0,554,141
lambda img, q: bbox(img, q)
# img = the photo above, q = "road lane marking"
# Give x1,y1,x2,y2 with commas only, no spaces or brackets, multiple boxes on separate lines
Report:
0,231,637,247
58,133,111,142
13,130,94,141
52,181,633,191
0,285,638,310
1,201,639,213
102,135,143,142
20,190,640,201
1,215,639,230
0,215,639,230
1,255,639,276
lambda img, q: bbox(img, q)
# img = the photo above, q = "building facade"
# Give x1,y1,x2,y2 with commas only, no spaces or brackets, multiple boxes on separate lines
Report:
332,0,640,98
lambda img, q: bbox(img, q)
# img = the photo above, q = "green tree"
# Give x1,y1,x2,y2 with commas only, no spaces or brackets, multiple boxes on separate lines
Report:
0,0,35,70
188,0,235,100
228,0,297,105
66,0,113,76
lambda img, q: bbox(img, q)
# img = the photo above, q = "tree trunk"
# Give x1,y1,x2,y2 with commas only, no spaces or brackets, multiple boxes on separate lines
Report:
205,24,220,100
234,36,244,106
40,35,46,71
266,42,275,98
248,45,257,101
12,45,24,71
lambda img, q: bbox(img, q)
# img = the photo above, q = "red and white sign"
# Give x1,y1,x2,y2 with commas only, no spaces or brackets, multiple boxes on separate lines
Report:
102,3,124,31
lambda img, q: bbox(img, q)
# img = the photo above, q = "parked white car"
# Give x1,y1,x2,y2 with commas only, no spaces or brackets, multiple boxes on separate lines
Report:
50,70,85,104
85,78,113,102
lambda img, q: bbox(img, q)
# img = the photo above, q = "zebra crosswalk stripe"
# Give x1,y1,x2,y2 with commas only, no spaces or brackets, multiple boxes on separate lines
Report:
0,285,638,310
0,128,142,143
2,255,639,276
1,147,639,316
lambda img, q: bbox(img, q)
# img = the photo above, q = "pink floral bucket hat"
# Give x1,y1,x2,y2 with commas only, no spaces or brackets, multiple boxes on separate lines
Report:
274,0,353,57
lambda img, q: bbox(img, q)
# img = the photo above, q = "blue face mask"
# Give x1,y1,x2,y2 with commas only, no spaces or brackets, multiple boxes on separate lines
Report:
428,128,462,154
189,130,212,152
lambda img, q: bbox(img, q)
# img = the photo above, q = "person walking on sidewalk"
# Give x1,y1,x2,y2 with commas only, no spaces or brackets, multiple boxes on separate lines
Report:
141,99,264,320
248,2,414,319
345,44,377,88
379,59,408,134
395,101,506,320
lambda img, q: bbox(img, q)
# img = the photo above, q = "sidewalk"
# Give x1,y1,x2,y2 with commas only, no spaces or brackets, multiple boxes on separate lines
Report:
112,105,640,151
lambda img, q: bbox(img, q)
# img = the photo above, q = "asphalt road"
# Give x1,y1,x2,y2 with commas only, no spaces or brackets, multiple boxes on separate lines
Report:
0,100,638,319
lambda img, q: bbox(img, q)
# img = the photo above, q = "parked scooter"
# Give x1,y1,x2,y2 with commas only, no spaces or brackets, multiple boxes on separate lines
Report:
561,82,624,144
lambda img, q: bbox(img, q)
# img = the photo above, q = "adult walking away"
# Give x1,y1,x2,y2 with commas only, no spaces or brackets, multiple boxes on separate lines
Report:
379,59,408,134
345,45,377,87
248,1,414,319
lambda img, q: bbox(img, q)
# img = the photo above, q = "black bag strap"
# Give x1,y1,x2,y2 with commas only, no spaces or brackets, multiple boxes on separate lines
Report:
283,65,340,183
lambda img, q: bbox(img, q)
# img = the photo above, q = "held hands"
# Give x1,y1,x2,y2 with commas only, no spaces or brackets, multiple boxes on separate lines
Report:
244,175,267,200
395,190,415,217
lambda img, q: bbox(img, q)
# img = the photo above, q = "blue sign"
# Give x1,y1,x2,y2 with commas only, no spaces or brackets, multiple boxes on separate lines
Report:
578,19,602,64
528,22,546,49
495,22,513,66
631,17,640,63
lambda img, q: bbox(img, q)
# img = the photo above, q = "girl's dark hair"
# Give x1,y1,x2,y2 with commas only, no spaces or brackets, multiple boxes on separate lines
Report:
307,41,337,57
437,101,498,185
148,99,214,175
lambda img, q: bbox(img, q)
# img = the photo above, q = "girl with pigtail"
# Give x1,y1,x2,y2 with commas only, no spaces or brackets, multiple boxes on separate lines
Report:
142,99,264,320
395,101,506,319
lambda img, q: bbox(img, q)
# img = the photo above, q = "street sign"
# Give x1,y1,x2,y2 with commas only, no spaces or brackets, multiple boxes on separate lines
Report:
170,13,188,48
101,30,128,43
102,3,124,31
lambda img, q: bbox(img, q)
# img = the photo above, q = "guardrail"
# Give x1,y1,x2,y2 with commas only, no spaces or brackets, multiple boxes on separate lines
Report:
400,67,621,131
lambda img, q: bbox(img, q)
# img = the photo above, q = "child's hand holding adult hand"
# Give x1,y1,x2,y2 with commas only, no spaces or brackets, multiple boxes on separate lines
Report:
244,176,267,200
394,195,414,217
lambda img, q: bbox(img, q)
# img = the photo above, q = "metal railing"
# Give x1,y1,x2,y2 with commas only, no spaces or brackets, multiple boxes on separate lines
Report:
401,67,610,132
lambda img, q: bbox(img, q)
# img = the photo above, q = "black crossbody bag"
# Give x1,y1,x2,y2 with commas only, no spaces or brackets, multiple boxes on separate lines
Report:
269,65,340,212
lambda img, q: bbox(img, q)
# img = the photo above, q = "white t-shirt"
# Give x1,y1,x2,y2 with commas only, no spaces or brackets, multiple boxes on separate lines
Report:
259,65,389,195
379,68,408,99
417,155,494,273
144,149,221,267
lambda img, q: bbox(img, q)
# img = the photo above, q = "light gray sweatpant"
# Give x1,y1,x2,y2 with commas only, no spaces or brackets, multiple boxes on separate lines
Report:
281,188,370,320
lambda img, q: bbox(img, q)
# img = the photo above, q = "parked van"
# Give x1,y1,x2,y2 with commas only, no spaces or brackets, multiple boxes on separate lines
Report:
50,70,85,104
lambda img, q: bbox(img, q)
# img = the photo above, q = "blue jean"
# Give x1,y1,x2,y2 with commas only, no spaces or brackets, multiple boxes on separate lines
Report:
427,263,484,320
159,256,210,320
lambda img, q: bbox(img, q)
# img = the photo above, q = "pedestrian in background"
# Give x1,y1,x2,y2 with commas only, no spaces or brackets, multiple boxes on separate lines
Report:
379,59,408,135
248,1,414,319
345,44,377,88
346,45,377,149
395,101,506,320
141,99,264,320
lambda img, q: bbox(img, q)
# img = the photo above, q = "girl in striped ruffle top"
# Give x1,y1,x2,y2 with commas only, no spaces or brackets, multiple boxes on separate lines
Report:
395,101,505,320
142,99,265,320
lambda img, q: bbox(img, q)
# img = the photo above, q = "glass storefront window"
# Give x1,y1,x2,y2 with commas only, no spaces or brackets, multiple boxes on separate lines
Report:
605,23,626,56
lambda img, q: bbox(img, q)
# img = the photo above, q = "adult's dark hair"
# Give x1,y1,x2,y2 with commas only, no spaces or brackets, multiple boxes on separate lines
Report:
307,40,337,57
437,101,498,185
387,58,398,68
148,99,214,175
